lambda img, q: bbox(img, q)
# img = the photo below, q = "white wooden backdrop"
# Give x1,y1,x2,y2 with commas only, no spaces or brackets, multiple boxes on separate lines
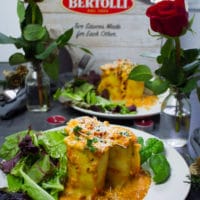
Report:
0,0,199,72
39,0,161,71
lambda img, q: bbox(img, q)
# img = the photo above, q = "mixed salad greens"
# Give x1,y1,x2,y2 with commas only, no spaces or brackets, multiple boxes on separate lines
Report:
0,128,171,200
54,73,137,115
0,128,67,200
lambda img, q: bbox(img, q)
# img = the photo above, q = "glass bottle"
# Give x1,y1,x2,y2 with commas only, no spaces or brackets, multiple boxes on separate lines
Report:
25,62,50,112
159,88,191,147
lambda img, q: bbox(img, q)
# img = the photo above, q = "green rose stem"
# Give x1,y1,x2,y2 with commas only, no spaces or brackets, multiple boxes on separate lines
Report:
175,37,181,68
174,37,183,132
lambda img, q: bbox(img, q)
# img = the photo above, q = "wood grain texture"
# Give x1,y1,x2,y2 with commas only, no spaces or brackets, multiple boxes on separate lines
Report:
39,0,160,70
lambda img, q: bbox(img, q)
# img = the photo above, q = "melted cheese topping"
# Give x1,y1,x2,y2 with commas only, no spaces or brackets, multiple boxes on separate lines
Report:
65,116,138,149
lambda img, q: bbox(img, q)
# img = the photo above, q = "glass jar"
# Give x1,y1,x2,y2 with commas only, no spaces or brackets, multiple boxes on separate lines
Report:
159,88,191,147
25,62,50,112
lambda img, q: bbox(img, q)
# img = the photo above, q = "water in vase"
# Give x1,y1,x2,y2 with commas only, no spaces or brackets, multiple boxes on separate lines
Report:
159,106,191,147
26,84,50,112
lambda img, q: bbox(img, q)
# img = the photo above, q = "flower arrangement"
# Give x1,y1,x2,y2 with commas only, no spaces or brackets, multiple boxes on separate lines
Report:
0,0,89,80
129,0,200,99
0,0,90,111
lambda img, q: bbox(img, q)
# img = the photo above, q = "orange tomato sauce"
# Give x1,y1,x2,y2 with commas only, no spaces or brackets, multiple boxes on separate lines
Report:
125,95,158,109
59,169,151,200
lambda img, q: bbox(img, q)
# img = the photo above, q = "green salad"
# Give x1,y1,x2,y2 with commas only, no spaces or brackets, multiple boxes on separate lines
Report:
0,128,67,200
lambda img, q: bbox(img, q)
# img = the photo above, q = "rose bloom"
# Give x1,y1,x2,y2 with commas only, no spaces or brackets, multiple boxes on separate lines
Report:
146,0,189,37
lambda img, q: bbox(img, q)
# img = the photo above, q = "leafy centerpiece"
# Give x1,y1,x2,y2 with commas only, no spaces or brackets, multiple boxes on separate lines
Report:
0,0,89,112
129,0,200,147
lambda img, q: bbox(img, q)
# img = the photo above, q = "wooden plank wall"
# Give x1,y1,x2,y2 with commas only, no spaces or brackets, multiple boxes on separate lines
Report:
39,0,161,72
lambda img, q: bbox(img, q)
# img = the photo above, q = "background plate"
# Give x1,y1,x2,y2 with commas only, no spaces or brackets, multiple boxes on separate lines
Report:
72,92,168,119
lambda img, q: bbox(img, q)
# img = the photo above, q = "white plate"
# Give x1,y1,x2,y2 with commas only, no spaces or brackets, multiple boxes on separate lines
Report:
58,125,190,200
132,128,191,200
72,92,168,119
0,125,191,200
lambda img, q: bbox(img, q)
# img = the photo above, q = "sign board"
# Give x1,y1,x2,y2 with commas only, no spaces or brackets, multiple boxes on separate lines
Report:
0,0,199,70
61,0,135,15
38,0,160,71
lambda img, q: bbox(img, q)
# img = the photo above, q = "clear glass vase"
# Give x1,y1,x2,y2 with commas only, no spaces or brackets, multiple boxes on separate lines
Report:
159,88,191,147
25,62,50,112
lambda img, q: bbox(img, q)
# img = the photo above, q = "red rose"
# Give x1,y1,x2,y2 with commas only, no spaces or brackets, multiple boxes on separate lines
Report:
146,0,189,37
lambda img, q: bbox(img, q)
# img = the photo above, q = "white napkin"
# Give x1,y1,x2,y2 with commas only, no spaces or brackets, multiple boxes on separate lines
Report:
0,169,7,189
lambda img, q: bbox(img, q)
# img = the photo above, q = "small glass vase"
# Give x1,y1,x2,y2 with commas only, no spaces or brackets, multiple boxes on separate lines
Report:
159,88,191,147
25,62,50,112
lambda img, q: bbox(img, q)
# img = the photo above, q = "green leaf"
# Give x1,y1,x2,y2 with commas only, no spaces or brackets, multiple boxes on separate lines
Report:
42,176,64,198
36,41,57,60
7,174,23,192
80,47,93,55
181,78,198,94
183,60,200,72
56,28,74,47
0,33,16,44
27,155,54,183
157,38,174,64
17,0,25,23
187,15,195,33
145,78,169,95
85,90,97,104
43,57,59,80
23,24,47,41
139,138,165,164
161,38,174,58
128,65,153,81
21,2,43,29
37,130,66,159
9,53,27,65
157,53,186,86
12,37,28,49
19,167,55,200
149,154,170,184
182,49,200,64
35,41,48,55
0,130,28,160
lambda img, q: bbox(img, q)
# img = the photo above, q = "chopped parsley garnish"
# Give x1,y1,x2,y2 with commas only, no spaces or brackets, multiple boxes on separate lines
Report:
119,131,129,137
86,138,98,152
73,126,82,136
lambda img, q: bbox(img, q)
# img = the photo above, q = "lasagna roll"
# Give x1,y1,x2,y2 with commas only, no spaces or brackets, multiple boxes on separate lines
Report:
106,126,140,188
63,117,141,199
64,134,109,200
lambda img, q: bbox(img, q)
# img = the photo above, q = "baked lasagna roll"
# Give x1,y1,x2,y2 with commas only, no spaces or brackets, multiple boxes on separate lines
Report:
106,126,140,188
63,117,141,199
64,117,110,199
97,59,144,102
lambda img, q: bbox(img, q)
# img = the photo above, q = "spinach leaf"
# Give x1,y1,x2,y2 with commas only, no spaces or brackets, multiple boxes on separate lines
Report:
149,154,170,184
138,137,170,184
138,137,164,164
